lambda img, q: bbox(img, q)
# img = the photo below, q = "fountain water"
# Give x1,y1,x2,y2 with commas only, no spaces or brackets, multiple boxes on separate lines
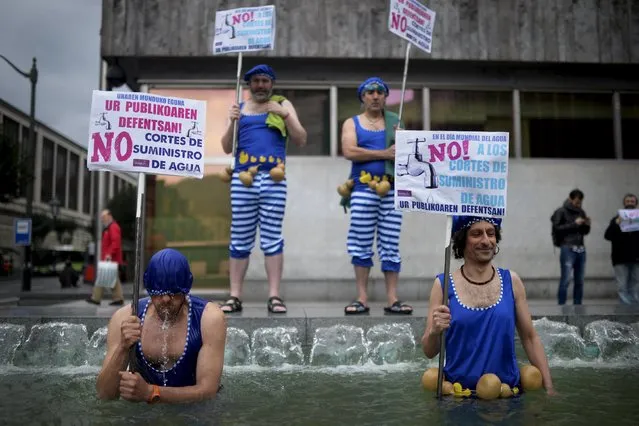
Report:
0,318,638,369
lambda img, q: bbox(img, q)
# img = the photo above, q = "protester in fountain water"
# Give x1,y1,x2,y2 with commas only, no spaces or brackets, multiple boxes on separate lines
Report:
96,248,227,404
604,193,639,304
422,215,556,395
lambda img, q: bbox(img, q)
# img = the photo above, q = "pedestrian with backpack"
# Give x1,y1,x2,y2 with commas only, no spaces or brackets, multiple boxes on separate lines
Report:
550,189,591,305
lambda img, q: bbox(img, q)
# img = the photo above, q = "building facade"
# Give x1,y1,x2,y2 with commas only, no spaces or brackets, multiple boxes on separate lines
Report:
0,98,137,272
98,0,639,300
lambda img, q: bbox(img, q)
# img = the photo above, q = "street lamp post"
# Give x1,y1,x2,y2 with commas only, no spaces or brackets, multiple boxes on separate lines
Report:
0,55,38,291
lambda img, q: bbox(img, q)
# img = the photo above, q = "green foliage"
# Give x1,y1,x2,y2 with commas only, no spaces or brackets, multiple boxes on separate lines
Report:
0,125,33,203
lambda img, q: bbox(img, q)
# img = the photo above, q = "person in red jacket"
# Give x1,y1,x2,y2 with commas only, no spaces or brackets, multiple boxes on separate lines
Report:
87,209,124,306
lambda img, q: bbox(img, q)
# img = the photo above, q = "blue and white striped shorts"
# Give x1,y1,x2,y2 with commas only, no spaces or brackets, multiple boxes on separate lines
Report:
346,187,402,272
229,171,287,259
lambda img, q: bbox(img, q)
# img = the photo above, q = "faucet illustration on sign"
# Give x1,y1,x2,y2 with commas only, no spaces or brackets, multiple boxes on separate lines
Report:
186,121,202,138
396,138,438,189
94,112,111,130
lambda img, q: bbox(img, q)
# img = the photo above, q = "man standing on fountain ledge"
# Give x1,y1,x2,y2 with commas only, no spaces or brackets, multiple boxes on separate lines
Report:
219,64,307,315
341,76,412,316
422,215,556,395
96,248,227,404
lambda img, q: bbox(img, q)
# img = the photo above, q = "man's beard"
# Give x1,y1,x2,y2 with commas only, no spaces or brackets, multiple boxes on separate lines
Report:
251,89,272,103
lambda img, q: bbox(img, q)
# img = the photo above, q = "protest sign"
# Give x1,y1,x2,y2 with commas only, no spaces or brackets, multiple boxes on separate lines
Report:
87,90,206,179
394,131,509,218
212,5,276,54
388,0,436,54
618,209,639,232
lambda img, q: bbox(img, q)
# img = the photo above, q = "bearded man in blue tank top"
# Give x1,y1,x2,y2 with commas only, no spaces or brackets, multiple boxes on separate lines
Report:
220,64,307,314
96,248,227,404
422,216,557,395
341,77,413,315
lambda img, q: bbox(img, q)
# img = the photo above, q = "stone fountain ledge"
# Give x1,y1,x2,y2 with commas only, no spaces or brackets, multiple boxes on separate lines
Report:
0,301,637,346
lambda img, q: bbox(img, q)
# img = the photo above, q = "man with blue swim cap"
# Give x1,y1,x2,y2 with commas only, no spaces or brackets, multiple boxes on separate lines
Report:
421,216,556,396
220,64,308,314
341,76,413,315
96,248,227,404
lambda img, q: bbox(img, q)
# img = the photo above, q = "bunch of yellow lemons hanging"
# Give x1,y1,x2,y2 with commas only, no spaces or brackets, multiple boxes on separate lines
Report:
420,364,542,400
337,171,392,198
218,163,286,187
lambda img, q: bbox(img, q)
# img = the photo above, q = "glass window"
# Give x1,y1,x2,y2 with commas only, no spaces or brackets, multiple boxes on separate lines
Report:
68,152,79,211
40,138,54,203
430,90,514,157
2,116,19,144
55,146,67,206
83,168,92,214
520,92,613,158
145,165,231,288
337,88,423,155
113,176,120,196
273,89,330,156
149,88,330,158
104,172,111,206
621,93,639,160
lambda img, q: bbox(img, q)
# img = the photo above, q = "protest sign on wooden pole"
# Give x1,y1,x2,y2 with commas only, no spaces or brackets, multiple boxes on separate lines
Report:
86,90,207,370
212,5,277,168
388,0,436,122
394,130,509,399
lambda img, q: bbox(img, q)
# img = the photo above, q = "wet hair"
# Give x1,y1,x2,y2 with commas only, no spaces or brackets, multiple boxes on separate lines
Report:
452,225,502,260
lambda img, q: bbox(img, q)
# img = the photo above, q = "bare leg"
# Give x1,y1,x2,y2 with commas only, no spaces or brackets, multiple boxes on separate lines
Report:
220,257,250,312
345,266,370,312
384,271,399,305
265,253,283,298
265,253,285,312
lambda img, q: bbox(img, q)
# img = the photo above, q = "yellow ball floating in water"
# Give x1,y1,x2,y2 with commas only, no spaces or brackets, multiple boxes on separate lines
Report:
421,367,439,392
520,364,543,391
500,383,513,398
476,373,502,400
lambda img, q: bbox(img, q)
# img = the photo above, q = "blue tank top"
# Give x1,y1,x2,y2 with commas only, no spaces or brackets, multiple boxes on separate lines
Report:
349,116,387,191
134,295,208,387
235,102,286,172
437,268,521,391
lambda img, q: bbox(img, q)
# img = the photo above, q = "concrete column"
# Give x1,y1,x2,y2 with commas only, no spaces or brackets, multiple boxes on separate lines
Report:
330,85,338,157
513,89,522,159
422,87,430,130
613,92,623,159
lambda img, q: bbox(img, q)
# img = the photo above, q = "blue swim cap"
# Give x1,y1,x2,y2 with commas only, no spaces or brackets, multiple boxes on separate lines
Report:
244,64,276,82
357,77,389,100
143,248,193,296
452,216,502,236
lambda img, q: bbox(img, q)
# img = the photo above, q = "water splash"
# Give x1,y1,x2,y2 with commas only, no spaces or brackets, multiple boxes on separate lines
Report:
86,327,108,366
366,323,416,365
309,325,367,366
13,323,88,367
532,317,590,360
0,324,25,365
583,320,639,362
251,327,304,366
225,327,251,366
160,315,170,386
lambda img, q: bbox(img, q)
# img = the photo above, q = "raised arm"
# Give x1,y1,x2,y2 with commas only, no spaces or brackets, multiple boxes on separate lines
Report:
341,118,392,162
512,271,556,395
